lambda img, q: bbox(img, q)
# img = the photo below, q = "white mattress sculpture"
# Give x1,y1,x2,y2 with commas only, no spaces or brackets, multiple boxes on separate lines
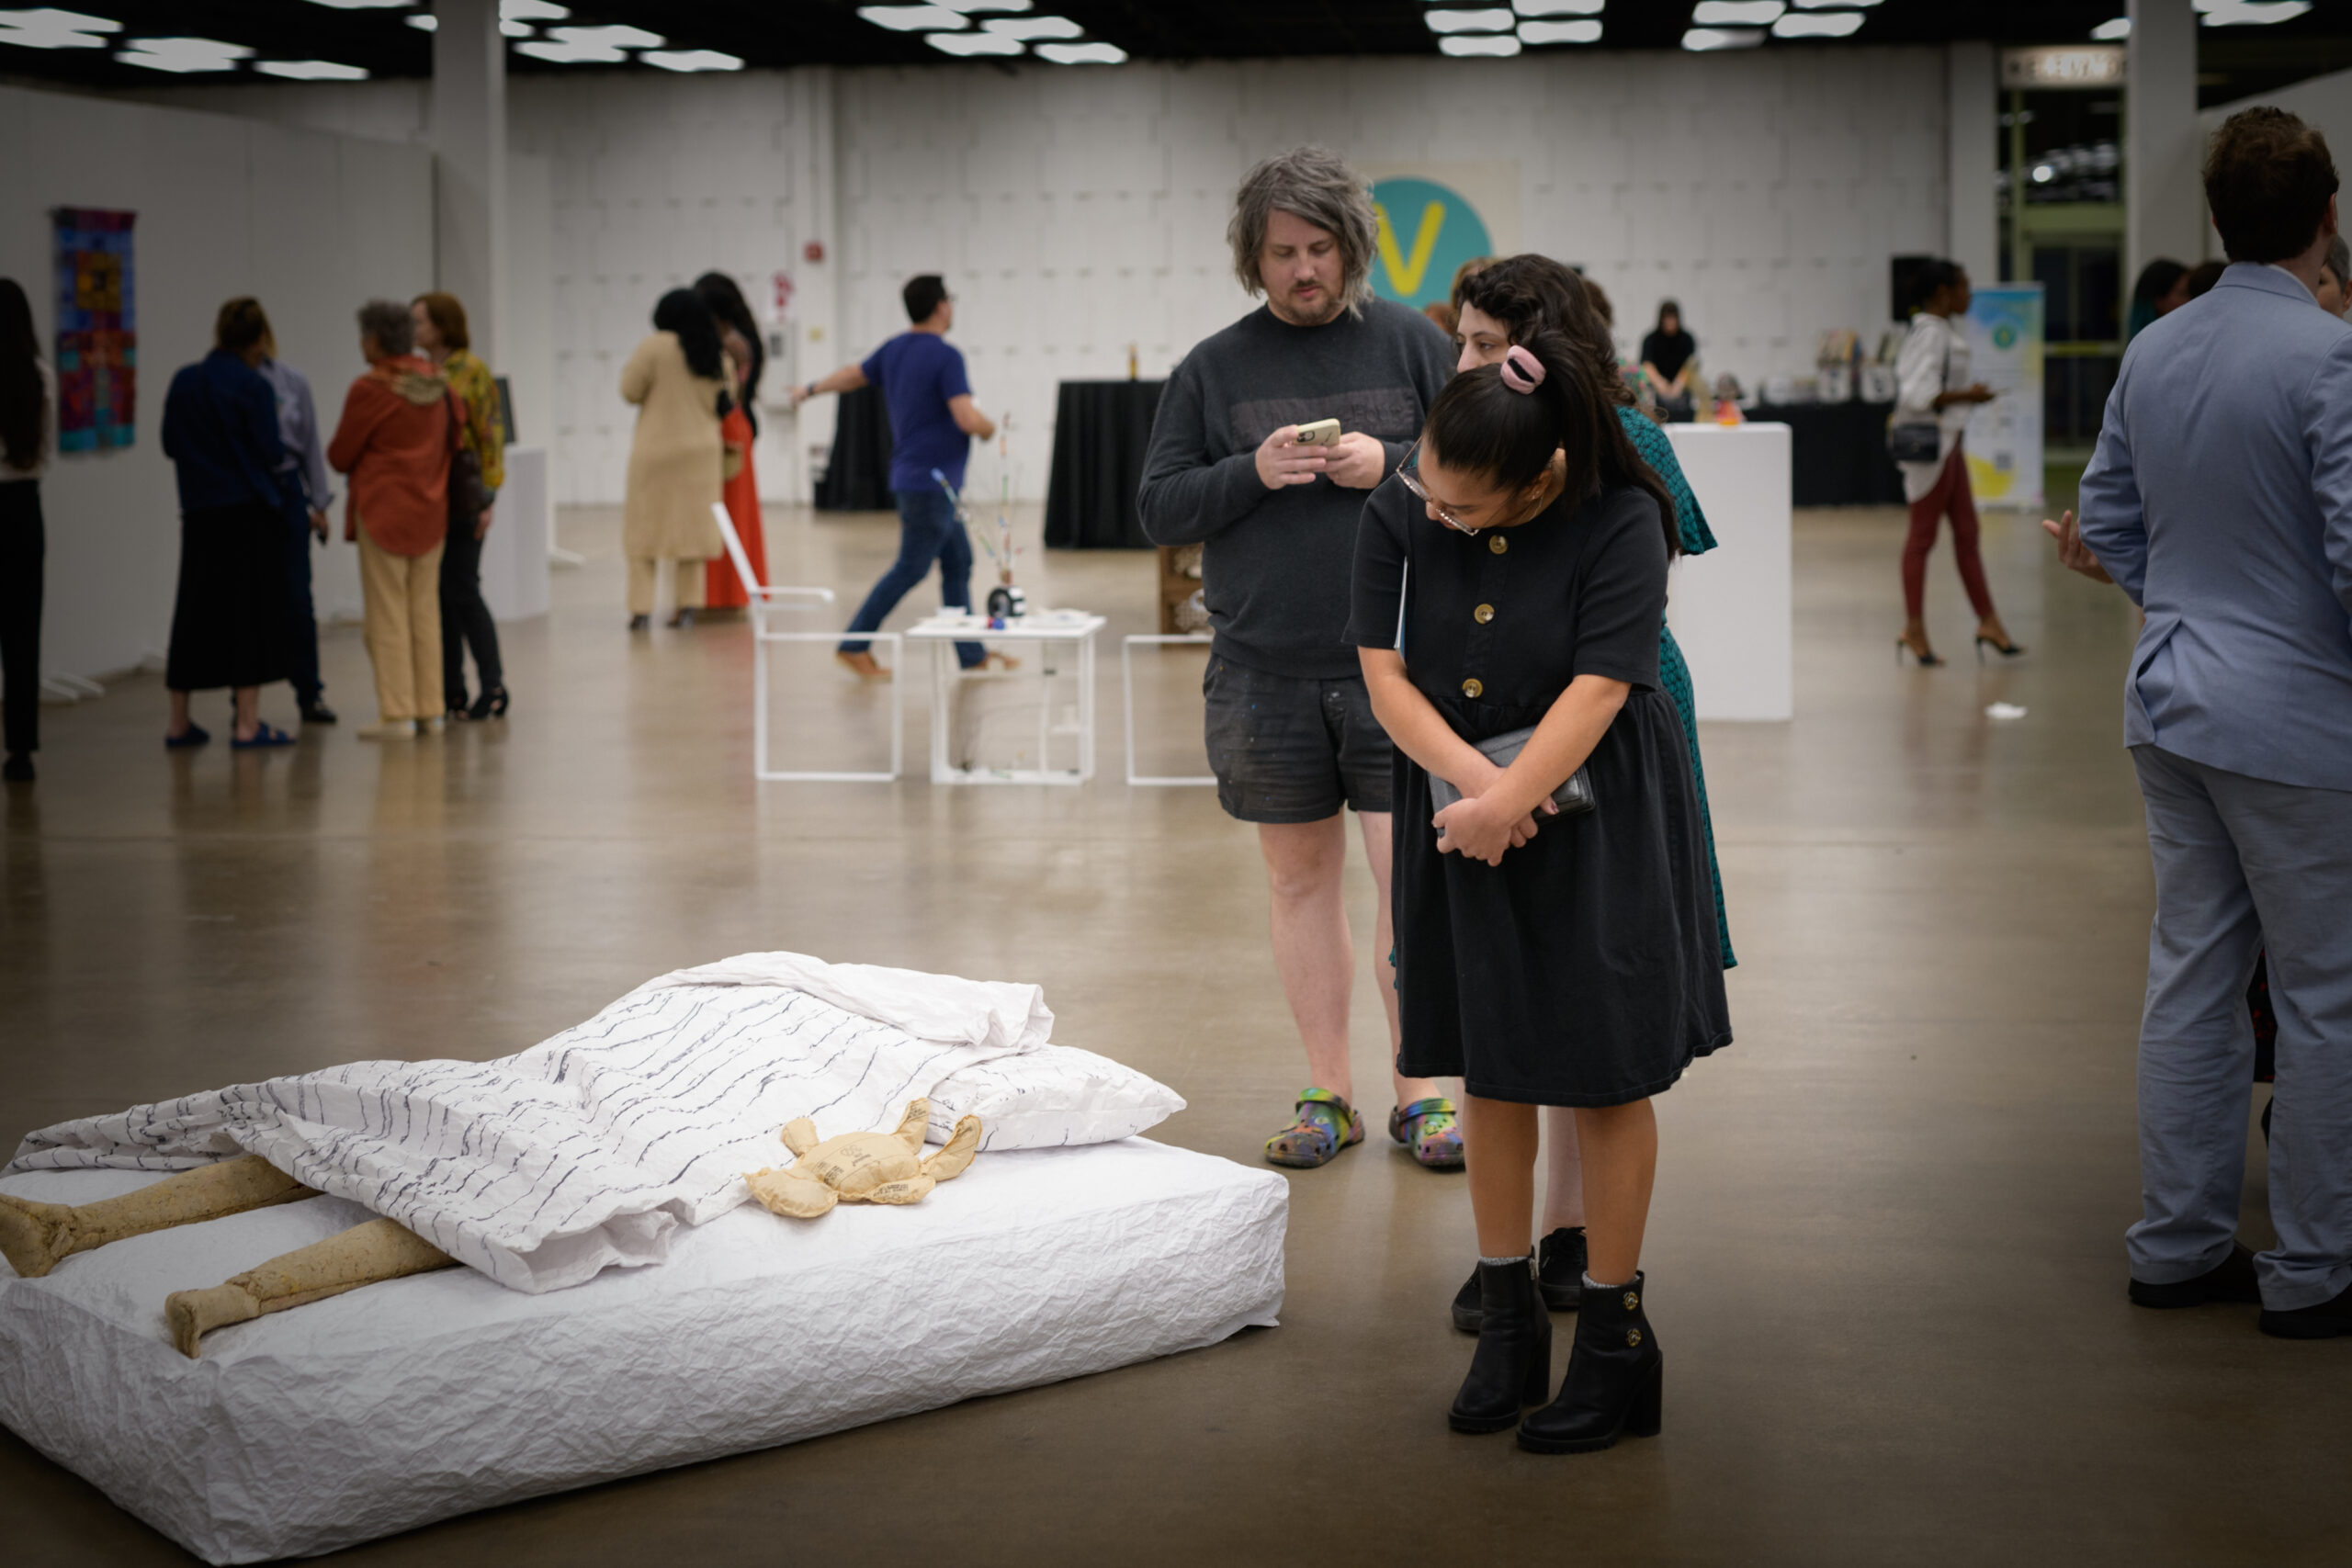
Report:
0,953,1288,1563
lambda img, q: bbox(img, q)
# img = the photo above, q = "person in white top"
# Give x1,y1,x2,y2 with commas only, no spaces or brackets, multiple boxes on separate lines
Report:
1893,259,2019,667
0,277,49,783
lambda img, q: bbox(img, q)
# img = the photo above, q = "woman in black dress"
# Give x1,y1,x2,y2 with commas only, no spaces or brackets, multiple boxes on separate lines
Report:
1349,333,1730,1452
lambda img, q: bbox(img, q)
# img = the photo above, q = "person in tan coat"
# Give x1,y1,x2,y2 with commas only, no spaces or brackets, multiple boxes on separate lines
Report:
327,299,455,738
620,289,727,629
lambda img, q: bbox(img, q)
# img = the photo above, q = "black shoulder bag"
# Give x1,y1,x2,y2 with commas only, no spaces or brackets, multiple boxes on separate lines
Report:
1886,321,1950,465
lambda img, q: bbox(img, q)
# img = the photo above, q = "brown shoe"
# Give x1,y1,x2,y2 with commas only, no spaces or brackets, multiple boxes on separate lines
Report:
836,650,891,681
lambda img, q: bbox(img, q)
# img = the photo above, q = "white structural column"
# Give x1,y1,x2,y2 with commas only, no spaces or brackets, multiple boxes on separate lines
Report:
2128,0,2204,280
432,0,508,363
1946,41,1997,283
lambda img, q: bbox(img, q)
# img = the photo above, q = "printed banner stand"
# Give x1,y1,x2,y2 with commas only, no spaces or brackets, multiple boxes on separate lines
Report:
1961,283,2043,511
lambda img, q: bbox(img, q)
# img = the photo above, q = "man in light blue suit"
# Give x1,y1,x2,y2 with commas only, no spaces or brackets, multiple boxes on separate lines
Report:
2066,107,2352,1337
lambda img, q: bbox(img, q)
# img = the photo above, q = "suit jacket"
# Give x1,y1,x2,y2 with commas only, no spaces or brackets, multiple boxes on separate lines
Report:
2077,263,2352,790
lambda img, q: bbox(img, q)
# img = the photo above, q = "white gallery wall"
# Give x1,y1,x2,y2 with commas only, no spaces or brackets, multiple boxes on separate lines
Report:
137,44,1951,509
0,85,434,683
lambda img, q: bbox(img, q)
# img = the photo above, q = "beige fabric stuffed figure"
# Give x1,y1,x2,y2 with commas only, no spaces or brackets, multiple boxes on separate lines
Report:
0,1154,457,1359
744,1099,982,1218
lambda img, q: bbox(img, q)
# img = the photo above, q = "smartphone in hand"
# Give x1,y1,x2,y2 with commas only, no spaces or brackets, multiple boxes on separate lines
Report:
1293,418,1342,447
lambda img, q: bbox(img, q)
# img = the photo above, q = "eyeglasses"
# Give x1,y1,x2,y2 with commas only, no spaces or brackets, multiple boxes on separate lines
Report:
1394,439,1479,536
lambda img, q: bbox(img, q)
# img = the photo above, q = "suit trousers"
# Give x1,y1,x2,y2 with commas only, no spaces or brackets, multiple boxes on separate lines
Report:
440,505,503,701
356,528,445,723
627,557,706,618
0,481,40,756
2128,744,2352,1308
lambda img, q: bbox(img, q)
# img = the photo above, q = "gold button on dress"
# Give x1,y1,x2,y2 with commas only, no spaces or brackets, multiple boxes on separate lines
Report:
1474,604,1495,625
1488,535,1509,555
1461,677,1483,698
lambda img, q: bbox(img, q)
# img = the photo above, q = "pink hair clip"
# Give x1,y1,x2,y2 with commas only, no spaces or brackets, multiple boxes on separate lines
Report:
1499,344,1545,393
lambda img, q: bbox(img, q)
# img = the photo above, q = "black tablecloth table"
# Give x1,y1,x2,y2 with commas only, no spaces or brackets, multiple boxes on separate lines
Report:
1044,379,1165,549
814,384,894,512
1737,400,1906,507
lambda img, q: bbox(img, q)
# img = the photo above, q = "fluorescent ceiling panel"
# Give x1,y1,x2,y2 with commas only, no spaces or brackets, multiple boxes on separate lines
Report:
858,5,967,29
1521,18,1600,42
1790,0,1876,6
925,28,1021,54
503,0,570,17
982,14,1080,39
406,12,435,28
1691,1,1783,24
256,57,368,78
642,48,742,71
546,23,661,47
1035,39,1125,62
501,20,534,36
1681,25,1763,49
2090,17,2128,38
2198,2,2311,23
0,8,119,48
1772,10,1860,36
297,0,407,8
117,35,251,71
1439,33,1521,54
1515,0,1602,13
1425,7,1514,33
512,35,623,61
936,0,1033,9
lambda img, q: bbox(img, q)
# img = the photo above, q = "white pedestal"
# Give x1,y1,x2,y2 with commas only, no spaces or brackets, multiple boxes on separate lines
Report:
482,445,551,622
1662,422,1793,722
906,611,1104,784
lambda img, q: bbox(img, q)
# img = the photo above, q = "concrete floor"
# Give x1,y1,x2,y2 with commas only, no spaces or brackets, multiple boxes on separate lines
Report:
4,480,2344,1566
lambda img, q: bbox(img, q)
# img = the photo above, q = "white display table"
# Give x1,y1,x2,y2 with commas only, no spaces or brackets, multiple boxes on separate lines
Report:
481,445,552,622
905,611,1105,785
1661,422,1793,722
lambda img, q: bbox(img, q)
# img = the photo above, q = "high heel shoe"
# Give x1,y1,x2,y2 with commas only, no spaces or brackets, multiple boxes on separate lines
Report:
1895,636,1944,668
1974,634,2026,661
1518,1269,1663,1454
467,687,509,721
1450,1257,1553,1434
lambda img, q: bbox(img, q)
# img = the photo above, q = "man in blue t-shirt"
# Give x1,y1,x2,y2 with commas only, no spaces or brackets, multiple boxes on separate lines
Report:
794,275,1000,675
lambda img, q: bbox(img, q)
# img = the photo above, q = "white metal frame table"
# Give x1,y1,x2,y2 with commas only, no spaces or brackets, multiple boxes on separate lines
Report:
1122,633,1216,786
905,610,1105,785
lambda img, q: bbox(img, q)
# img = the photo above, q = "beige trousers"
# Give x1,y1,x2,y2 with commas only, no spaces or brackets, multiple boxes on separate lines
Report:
628,557,707,617
357,529,446,721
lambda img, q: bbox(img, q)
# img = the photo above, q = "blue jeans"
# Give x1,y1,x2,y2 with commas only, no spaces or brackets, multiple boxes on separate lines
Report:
840,487,984,668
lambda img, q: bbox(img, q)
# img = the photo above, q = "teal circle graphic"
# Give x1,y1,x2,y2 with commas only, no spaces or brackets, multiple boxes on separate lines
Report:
1368,178,1494,310
1993,322,2018,350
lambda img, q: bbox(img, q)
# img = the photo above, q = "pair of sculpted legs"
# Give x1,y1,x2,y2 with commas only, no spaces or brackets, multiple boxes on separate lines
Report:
0,1156,456,1358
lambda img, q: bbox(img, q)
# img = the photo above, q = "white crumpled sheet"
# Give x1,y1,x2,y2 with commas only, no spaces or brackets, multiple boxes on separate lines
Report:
0,1139,1285,1564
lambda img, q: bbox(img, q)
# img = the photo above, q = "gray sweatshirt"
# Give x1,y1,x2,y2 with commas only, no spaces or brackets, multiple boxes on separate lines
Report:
1139,299,1453,679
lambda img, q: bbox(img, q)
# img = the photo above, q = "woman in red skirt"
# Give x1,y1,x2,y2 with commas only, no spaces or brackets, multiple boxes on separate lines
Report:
695,273,769,608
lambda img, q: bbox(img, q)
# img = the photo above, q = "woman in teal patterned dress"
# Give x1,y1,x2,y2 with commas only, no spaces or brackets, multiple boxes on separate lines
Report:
1439,254,1735,1333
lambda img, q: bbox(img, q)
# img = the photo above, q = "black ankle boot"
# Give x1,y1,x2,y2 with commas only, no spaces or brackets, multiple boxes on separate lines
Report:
1452,1225,1588,1332
1449,1257,1551,1434
1518,1269,1662,1453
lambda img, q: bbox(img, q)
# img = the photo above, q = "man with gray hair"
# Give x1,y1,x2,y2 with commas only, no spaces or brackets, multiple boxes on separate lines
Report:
1139,145,1454,1174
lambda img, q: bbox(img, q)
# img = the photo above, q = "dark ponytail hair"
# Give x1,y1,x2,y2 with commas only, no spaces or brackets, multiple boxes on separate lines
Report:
1421,327,1680,560
693,271,763,437
653,288,730,418
0,278,41,473
1456,254,1629,410
1914,258,1963,312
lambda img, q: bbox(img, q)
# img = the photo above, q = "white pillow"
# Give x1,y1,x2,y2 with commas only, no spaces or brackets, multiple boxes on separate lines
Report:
927,1045,1186,1151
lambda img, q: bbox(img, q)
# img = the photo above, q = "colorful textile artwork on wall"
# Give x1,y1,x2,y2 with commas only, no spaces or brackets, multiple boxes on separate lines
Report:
52,208,137,452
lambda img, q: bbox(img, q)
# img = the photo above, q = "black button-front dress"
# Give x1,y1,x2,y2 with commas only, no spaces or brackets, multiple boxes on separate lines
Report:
1346,474,1733,1107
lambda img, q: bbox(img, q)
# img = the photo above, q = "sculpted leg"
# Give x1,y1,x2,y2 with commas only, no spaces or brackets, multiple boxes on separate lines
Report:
164,1217,456,1359
920,1115,983,1185
0,1156,316,1280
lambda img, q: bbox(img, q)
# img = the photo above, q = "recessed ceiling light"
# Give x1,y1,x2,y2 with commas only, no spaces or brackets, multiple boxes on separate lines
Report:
925,29,1022,54
858,5,967,29
405,12,436,28
1521,17,1600,42
1692,1,1783,24
1440,33,1521,55
116,35,251,71
512,35,622,62
1426,7,1514,32
1035,39,1125,63
982,14,1080,39
641,48,741,71
545,23,660,48
256,58,369,78
1772,10,1860,36
2032,164,2055,183
1515,0,1601,14
1681,25,1763,49
503,0,569,17
0,8,120,49
2197,1,2311,23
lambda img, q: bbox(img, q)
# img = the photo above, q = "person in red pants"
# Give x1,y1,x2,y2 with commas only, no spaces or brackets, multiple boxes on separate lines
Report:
1892,259,2022,666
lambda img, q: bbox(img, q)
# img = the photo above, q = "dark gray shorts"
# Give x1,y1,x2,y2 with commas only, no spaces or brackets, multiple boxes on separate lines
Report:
1202,657,1394,823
